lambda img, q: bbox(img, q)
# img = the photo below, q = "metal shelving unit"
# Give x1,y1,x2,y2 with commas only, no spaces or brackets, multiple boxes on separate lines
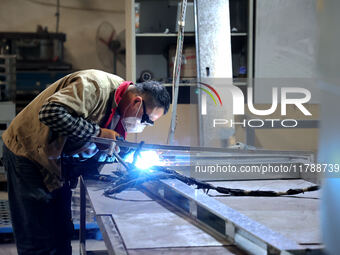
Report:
125,0,254,87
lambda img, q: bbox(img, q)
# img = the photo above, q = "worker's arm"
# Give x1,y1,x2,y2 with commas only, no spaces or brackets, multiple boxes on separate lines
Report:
39,101,101,142
39,101,120,156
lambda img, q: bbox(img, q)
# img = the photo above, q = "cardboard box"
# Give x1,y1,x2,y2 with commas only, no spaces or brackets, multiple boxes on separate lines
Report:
169,45,196,78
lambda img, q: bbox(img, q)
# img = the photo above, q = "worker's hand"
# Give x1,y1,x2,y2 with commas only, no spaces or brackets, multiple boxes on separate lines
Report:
99,128,121,140
97,128,121,150
72,142,99,161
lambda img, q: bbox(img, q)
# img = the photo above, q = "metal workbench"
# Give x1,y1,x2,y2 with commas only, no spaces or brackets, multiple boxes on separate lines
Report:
79,176,245,255
79,148,322,255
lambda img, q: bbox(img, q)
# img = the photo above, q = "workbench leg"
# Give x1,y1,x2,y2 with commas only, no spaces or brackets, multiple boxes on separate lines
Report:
80,176,87,255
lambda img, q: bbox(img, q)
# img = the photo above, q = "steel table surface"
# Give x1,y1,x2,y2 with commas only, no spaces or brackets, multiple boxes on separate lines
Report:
207,179,321,246
79,175,245,255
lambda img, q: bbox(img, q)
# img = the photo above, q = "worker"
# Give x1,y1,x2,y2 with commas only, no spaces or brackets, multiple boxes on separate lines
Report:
1,69,170,255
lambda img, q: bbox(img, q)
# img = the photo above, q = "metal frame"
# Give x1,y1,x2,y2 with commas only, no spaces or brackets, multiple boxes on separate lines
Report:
142,178,322,255
80,163,321,254
79,176,129,255
96,215,128,255
80,140,319,254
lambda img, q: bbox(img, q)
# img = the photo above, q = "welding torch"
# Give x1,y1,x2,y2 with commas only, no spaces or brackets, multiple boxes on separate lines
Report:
90,136,135,171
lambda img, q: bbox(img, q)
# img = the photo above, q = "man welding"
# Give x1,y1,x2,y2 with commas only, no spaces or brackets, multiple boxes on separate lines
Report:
1,69,170,255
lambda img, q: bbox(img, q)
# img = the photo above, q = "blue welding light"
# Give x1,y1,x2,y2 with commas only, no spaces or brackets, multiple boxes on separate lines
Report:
124,150,161,170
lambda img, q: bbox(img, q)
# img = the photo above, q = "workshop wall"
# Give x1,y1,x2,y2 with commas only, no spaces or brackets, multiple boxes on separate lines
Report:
0,0,126,78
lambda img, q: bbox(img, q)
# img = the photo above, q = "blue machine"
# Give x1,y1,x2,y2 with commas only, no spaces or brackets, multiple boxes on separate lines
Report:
16,71,72,92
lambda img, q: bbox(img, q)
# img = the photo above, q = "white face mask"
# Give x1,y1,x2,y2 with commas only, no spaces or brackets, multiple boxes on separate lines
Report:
121,102,147,133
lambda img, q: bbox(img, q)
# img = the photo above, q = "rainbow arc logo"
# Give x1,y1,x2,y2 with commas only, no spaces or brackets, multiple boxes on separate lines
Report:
196,82,312,118
196,82,222,115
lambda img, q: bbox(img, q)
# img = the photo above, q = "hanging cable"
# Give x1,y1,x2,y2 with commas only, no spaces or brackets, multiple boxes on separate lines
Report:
167,0,188,145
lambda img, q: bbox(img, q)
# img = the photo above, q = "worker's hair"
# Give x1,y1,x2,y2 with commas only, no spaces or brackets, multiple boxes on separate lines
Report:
133,81,170,114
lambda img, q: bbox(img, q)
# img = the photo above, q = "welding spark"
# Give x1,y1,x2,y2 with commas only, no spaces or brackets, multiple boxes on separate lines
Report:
124,150,161,171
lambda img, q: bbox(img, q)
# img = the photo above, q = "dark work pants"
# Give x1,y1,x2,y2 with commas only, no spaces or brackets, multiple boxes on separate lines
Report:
2,145,74,255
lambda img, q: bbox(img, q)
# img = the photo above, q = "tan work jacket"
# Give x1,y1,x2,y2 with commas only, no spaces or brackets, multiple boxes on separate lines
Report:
2,69,124,191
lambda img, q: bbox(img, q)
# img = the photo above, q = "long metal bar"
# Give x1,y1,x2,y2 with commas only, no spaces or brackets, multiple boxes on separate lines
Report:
96,215,128,255
142,178,322,255
90,136,314,157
